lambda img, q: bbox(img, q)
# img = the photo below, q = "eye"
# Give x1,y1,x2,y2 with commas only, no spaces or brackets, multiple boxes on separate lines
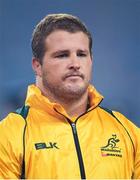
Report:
77,52,87,57
55,53,69,58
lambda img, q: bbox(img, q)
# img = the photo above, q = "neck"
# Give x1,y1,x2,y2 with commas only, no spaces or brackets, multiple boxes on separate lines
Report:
59,92,88,117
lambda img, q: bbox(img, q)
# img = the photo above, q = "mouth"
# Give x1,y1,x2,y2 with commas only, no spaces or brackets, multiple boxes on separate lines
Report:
67,75,81,78
64,73,84,80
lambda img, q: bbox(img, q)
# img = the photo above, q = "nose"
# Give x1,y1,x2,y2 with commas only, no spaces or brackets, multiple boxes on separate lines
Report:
68,54,80,70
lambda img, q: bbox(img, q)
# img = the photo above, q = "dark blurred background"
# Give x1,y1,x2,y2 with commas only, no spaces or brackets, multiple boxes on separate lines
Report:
0,0,140,127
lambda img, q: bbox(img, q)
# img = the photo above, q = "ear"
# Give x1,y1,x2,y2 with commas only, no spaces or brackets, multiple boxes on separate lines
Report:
32,58,42,77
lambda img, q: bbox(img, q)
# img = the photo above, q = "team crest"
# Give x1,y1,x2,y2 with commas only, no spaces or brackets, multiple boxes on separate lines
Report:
100,134,122,157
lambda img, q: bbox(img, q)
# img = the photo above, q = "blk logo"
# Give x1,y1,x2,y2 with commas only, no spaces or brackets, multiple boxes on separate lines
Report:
35,142,59,150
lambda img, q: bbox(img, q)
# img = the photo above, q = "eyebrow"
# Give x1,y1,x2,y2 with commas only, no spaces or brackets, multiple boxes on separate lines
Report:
77,49,89,53
51,49,89,56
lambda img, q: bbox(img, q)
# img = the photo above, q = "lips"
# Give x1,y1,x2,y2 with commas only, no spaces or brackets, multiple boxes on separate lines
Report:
67,74,81,78
63,73,84,80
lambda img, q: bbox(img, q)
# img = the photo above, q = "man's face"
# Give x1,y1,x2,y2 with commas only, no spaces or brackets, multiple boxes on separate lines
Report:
33,30,92,100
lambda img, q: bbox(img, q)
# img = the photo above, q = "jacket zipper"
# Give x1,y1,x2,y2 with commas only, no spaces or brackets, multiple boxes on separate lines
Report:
69,121,86,179
54,102,103,179
54,106,86,179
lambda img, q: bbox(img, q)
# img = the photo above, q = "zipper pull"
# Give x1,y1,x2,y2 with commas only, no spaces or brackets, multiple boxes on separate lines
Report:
71,123,77,134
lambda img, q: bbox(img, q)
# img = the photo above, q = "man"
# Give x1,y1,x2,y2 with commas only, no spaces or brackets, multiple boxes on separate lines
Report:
0,13,140,179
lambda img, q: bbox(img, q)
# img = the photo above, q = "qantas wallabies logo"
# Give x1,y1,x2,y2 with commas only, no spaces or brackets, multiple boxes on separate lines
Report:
100,134,122,157
102,134,120,149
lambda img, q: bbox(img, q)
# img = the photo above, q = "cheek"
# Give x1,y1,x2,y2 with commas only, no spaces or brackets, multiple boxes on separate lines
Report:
83,61,92,76
43,65,63,82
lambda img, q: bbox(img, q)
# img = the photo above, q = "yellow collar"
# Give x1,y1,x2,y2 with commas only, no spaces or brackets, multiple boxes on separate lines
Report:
25,84,103,119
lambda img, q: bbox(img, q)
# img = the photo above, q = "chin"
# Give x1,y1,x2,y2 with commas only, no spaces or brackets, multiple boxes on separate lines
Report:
64,83,88,94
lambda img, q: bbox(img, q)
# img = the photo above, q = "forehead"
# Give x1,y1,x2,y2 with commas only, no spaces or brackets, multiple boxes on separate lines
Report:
45,30,90,52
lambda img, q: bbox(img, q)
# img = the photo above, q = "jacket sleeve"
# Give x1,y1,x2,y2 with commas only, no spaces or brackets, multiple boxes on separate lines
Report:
0,113,24,179
113,111,140,179
133,128,140,179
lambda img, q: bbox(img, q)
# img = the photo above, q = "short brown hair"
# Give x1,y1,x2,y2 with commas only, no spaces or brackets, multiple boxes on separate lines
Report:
31,13,92,64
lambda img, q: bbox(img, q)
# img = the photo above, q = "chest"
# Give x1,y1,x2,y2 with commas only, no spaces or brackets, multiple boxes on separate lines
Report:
23,111,134,178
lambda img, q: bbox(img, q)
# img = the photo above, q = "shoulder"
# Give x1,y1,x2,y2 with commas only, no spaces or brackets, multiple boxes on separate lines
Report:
112,111,140,150
0,112,26,141
112,111,140,132
99,106,139,131
0,112,25,126
113,111,140,140
99,106,140,147
0,105,30,129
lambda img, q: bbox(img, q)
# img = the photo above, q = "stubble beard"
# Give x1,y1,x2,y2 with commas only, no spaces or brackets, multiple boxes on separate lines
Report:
42,77,89,103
